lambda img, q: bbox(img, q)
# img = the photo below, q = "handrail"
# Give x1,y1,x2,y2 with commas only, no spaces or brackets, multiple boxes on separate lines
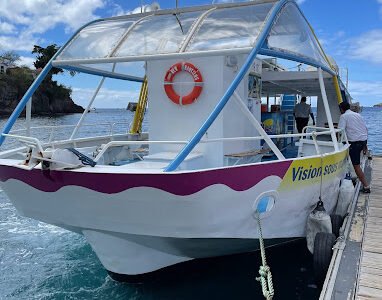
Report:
93,129,340,162
9,121,132,141
4,127,343,165
93,140,189,162
5,127,341,145
303,126,336,132
2,134,44,154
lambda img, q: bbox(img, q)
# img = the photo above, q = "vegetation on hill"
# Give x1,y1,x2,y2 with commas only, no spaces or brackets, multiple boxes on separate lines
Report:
0,46,83,116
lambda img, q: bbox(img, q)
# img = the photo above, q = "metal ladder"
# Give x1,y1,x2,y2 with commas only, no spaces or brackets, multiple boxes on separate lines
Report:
130,76,148,134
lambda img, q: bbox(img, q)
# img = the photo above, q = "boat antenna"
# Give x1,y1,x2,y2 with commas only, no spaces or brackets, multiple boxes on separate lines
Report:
173,0,184,34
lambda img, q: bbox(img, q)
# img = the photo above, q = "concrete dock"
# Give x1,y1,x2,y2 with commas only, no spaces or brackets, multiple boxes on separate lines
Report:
321,156,382,299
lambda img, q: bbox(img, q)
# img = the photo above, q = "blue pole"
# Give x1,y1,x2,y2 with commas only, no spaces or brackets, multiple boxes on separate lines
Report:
259,48,335,76
0,63,52,146
61,65,144,82
0,19,102,147
165,0,289,172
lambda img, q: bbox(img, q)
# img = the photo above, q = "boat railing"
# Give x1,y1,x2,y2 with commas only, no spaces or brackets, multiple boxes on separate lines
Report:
8,121,133,144
302,126,348,143
93,128,344,162
2,127,345,165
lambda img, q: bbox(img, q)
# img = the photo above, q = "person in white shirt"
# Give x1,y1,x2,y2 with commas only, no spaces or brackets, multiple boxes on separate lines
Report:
338,101,370,193
294,96,315,133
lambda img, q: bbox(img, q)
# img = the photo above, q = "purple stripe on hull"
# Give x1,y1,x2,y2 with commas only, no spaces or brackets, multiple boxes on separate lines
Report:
0,161,292,195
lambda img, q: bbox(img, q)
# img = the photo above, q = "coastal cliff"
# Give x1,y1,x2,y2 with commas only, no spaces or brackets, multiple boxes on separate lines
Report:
0,67,84,116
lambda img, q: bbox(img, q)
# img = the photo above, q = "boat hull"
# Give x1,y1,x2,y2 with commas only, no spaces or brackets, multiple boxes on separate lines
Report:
0,148,348,275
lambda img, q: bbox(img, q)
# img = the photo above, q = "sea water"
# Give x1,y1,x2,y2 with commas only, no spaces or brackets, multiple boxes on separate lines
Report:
0,107,380,299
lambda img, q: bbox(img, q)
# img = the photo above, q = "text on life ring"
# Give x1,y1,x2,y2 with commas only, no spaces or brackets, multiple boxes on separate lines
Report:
164,62,203,105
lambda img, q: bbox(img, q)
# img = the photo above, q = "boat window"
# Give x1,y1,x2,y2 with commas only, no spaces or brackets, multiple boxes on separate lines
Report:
115,11,203,57
58,18,138,60
186,3,274,52
267,3,330,68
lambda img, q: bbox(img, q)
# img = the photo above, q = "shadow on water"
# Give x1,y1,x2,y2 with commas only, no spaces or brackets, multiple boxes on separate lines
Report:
3,237,321,299
115,239,320,300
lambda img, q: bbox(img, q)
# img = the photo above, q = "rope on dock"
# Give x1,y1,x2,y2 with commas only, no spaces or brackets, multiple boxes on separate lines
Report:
255,211,274,300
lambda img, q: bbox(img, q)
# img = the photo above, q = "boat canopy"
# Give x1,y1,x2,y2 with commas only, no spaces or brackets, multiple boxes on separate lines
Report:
53,0,335,79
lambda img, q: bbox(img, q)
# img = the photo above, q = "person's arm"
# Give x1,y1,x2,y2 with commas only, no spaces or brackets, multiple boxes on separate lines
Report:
338,115,346,140
338,115,345,130
310,112,315,125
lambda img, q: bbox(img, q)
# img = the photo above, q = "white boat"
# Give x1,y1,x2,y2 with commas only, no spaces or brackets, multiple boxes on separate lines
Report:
0,0,352,280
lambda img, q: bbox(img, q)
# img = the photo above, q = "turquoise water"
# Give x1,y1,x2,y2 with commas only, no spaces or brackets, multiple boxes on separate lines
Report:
0,108,380,299
361,107,382,155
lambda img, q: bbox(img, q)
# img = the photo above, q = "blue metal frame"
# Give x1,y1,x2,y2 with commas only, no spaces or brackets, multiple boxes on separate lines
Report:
0,63,53,146
0,19,102,147
259,47,335,76
164,0,291,172
59,65,144,82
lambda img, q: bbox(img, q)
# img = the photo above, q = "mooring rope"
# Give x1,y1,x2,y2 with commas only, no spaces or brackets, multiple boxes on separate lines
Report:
255,211,274,300
319,153,324,202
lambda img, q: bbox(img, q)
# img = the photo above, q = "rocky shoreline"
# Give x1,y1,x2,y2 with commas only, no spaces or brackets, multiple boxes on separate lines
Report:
0,67,84,116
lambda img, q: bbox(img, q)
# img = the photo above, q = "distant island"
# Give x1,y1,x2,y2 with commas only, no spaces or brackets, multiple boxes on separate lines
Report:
373,103,382,107
0,46,84,117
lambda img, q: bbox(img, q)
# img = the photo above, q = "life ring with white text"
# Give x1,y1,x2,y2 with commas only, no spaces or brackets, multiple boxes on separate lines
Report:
164,62,203,105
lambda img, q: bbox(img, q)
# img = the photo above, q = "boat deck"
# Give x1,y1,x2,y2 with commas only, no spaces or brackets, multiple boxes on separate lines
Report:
355,156,382,299
320,156,382,299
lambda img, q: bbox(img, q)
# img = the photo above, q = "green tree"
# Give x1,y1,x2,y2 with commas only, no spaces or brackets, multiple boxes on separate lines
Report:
32,44,63,79
32,44,76,78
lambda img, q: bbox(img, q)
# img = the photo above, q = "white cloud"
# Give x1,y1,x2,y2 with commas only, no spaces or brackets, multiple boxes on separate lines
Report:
0,0,105,32
117,2,160,16
17,56,35,68
109,3,126,16
0,0,105,51
347,30,382,64
0,21,16,34
296,0,306,4
348,80,382,106
71,87,140,108
0,32,39,51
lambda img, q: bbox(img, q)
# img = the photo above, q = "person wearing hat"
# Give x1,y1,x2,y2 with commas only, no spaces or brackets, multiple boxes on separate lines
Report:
338,101,370,193
294,96,315,133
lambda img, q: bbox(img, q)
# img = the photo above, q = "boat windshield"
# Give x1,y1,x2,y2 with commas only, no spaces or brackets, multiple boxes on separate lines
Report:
56,2,275,62
267,2,328,67
54,1,332,75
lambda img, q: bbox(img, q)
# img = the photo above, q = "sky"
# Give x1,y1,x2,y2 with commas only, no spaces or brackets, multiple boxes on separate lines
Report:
0,0,381,108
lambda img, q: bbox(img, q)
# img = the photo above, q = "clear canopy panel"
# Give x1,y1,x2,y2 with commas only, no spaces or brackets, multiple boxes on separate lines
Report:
58,18,138,60
56,2,279,63
55,1,333,75
186,3,274,52
267,2,330,69
115,11,203,56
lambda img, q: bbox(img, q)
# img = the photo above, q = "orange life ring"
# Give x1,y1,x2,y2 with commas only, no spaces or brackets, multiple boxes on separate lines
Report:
164,62,203,105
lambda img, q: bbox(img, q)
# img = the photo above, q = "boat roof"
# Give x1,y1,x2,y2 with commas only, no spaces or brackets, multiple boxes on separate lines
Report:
52,0,336,80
